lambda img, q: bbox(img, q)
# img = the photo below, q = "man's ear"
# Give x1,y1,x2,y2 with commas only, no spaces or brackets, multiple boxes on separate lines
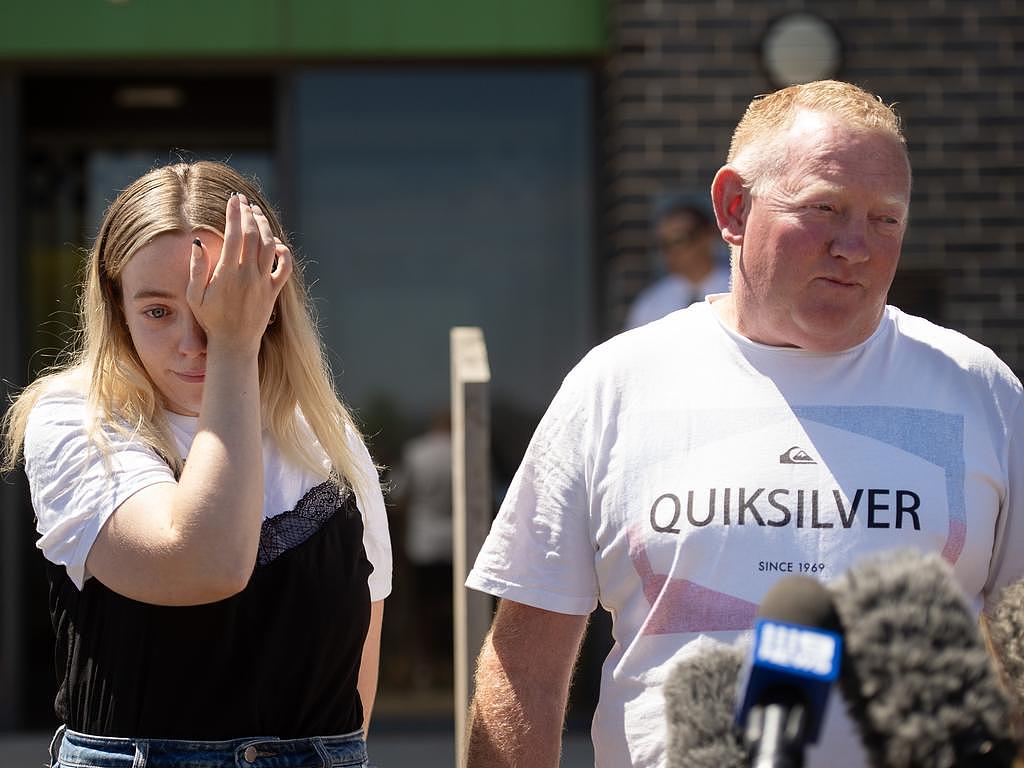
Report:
711,166,749,246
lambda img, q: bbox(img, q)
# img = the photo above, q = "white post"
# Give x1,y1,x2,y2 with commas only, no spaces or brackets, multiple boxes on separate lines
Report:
450,327,493,767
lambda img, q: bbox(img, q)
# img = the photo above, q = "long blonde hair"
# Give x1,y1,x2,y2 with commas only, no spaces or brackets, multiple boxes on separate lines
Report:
2,161,373,501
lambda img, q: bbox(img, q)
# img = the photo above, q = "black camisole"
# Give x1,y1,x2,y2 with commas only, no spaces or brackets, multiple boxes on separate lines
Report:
45,481,372,739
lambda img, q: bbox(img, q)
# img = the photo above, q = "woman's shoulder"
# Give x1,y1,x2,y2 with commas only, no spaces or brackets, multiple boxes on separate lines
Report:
24,379,113,485
290,408,373,471
25,375,90,433
24,369,143,458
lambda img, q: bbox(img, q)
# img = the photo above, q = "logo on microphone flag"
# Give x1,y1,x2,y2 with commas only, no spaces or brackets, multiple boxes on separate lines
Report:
757,620,840,677
735,619,842,743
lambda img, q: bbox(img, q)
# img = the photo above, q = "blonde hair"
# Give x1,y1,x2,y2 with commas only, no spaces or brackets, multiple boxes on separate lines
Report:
2,161,374,501
728,80,909,195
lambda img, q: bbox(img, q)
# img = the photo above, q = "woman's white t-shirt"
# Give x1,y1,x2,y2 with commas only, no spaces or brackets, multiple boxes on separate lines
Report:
24,392,392,600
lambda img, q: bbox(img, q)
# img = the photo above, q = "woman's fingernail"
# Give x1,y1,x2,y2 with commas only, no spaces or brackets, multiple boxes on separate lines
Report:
193,238,203,247
230,191,238,197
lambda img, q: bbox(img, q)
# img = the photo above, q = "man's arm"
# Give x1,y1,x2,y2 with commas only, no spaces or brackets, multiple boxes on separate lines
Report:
465,599,589,768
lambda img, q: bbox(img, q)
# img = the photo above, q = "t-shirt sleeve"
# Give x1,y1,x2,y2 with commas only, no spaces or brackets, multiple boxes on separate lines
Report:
984,394,1024,613
23,393,176,590
347,425,392,601
466,358,600,615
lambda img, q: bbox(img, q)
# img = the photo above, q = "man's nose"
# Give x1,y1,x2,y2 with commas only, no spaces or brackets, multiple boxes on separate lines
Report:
829,217,870,264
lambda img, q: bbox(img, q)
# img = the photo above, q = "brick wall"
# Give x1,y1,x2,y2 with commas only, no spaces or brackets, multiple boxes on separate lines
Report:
603,0,1023,375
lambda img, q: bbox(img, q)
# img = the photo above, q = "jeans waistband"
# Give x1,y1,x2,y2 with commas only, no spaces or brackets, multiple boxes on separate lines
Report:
53,726,368,767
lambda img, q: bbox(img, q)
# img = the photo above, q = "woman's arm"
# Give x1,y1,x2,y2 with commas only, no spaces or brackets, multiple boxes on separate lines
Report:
86,195,292,606
359,600,385,735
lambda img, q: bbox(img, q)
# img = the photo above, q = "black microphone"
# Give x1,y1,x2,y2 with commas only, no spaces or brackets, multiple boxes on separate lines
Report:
734,575,843,768
987,576,1024,730
831,549,1019,767
664,644,746,768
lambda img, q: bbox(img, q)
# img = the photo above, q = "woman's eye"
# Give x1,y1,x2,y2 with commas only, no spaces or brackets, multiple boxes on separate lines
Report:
144,307,168,319
815,204,835,212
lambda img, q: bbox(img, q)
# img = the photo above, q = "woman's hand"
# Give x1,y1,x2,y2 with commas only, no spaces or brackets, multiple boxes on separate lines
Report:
87,194,290,605
187,193,292,357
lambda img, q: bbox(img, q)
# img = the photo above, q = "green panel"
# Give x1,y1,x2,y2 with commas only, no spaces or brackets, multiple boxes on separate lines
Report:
0,0,282,57
0,0,606,59
287,0,607,55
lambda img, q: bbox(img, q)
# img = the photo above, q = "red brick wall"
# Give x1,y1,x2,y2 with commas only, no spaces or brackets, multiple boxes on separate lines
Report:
603,0,1023,374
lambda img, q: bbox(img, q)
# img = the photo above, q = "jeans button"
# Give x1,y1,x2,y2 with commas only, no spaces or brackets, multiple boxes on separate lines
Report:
243,745,258,762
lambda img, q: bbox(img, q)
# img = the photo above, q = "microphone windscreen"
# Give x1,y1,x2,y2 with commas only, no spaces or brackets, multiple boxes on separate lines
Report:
758,573,842,631
987,577,1024,725
831,549,1018,767
664,644,746,768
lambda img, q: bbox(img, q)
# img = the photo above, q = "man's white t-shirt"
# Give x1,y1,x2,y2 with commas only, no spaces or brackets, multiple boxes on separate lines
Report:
467,299,1024,767
25,391,392,601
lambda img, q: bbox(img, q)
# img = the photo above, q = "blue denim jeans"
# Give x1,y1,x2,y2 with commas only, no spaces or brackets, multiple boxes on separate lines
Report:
49,725,371,767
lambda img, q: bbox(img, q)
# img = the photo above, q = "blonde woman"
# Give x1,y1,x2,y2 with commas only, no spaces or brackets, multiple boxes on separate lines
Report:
1,161,391,768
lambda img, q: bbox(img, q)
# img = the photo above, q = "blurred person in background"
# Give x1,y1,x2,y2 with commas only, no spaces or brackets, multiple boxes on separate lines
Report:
1,161,391,768
464,80,1024,768
391,409,454,691
624,198,730,330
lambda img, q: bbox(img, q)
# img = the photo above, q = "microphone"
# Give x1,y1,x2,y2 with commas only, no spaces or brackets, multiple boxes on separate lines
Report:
831,549,1020,767
735,575,843,768
987,576,1024,730
664,644,746,768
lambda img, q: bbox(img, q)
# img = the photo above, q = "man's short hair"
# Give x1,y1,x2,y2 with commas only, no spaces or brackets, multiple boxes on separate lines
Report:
727,80,908,194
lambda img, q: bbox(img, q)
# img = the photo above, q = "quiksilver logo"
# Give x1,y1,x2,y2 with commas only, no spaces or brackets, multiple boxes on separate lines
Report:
780,446,816,464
